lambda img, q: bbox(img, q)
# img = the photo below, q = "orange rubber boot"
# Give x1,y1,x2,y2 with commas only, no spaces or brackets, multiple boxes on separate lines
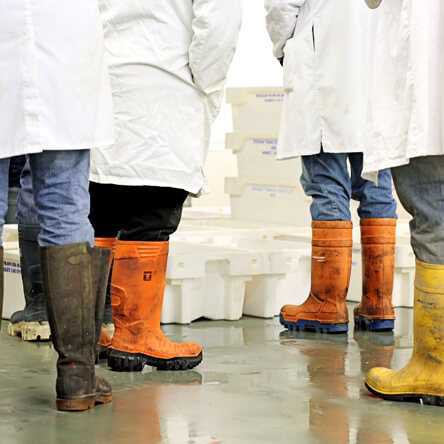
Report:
354,219,396,332
95,237,116,358
280,221,352,334
108,240,203,372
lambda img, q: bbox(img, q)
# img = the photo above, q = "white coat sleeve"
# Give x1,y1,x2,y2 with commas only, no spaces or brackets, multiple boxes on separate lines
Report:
189,0,242,96
265,0,306,58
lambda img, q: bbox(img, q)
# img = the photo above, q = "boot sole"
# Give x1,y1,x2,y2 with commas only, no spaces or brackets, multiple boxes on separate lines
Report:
280,314,348,334
365,383,444,407
354,316,394,332
56,393,113,411
107,350,203,372
7,321,51,341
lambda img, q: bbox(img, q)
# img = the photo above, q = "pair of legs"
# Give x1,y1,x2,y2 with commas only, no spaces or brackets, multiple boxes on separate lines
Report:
88,182,203,372
280,151,398,333
366,155,444,406
0,151,112,412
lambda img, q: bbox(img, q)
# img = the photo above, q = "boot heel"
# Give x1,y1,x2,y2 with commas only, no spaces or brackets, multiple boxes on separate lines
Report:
355,316,394,332
56,396,96,412
95,393,113,405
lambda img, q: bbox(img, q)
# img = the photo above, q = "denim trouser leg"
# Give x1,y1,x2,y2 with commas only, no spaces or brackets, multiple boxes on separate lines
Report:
392,156,444,265
28,150,94,247
301,151,397,221
0,158,11,245
301,152,352,221
17,160,40,227
349,153,397,220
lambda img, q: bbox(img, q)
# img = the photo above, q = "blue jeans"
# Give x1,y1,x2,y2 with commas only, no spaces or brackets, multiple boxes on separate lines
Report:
392,156,444,265
301,152,397,221
0,151,93,247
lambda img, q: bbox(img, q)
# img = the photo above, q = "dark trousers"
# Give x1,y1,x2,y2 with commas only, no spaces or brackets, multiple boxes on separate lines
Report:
89,182,188,242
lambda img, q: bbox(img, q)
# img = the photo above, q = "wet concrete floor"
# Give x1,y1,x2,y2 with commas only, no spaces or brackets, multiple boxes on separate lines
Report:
0,305,443,444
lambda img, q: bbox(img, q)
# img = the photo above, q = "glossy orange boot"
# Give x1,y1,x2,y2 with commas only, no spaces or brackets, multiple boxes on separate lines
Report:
108,240,203,372
280,221,352,334
95,237,116,360
354,219,396,332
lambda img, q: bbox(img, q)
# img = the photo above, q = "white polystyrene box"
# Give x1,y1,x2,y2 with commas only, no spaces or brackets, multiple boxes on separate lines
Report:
226,133,300,186
3,224,18,243
234,239,312,318
348,242,415,308
162,242,262,324
226,88,284,134
2,249,24,319
226,177,311,227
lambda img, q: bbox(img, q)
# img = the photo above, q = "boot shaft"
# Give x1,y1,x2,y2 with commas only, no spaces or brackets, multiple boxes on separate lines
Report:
112,241,168,330
360,219,396,316
41,243,96,396
311,221,353,310
413,260,444,361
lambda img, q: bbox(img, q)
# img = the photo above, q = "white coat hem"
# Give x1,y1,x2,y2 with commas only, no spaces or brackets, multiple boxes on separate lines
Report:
89,172,204,195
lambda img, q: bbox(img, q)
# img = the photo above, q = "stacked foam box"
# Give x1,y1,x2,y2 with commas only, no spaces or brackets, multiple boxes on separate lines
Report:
2,225,22,319
225,88,312,226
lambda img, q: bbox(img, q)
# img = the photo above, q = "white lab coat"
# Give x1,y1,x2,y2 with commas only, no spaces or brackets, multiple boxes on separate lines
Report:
265,0,372,159
90,0,242,194
363,0,444,173
0,1,114,160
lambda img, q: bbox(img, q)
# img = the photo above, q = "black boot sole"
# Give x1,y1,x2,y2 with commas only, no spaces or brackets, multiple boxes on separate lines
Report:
365,383,444,406
280,314,348,334
108,350,203,372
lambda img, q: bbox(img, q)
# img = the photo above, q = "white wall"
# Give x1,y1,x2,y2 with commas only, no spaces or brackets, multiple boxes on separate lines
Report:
210,0,283,151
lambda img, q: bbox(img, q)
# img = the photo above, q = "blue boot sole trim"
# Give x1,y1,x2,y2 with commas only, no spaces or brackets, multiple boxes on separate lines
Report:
354,316,394,332
279,314,348,334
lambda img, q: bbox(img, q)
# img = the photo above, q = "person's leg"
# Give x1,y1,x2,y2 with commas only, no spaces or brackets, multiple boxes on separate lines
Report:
8,160,50,341
366,155,444,406
104,185,203,371
280,152,353,334
0,158,10,331
29,150,112,412
349,153,397,332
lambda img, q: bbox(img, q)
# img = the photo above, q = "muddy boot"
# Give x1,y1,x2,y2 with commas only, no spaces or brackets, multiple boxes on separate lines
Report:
366,260,444,406
95,238,115,361
42,243,112,412
280,221,352,334
0,248,3,331
354,219,396,332
108,240,203,372
8,225,50,341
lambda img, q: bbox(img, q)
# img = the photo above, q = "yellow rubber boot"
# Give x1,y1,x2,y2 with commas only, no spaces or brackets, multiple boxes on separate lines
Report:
365,260,444,406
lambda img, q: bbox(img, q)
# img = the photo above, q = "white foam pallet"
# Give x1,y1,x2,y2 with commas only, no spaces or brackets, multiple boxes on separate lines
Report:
226,87,284,134
2,248,24,319
163,241,264,324
226,133,300,186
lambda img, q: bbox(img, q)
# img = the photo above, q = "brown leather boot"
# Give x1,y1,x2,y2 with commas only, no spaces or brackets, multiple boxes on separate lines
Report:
107,240,203,372
95,237,116,360
354,219,396,332
280,221,352,334
42,243,112,411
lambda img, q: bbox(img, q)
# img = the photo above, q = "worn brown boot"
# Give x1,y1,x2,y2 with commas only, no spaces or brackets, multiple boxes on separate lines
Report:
280,221,352,334
354,219,396,332
42,243,112,411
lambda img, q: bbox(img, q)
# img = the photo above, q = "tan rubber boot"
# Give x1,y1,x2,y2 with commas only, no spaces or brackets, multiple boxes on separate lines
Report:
108,240,203,372
354,219,396,332
280,221,352,334
366,260,444,406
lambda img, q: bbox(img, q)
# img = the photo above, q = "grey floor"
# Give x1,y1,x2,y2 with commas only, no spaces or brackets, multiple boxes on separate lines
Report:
1,306,443,444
